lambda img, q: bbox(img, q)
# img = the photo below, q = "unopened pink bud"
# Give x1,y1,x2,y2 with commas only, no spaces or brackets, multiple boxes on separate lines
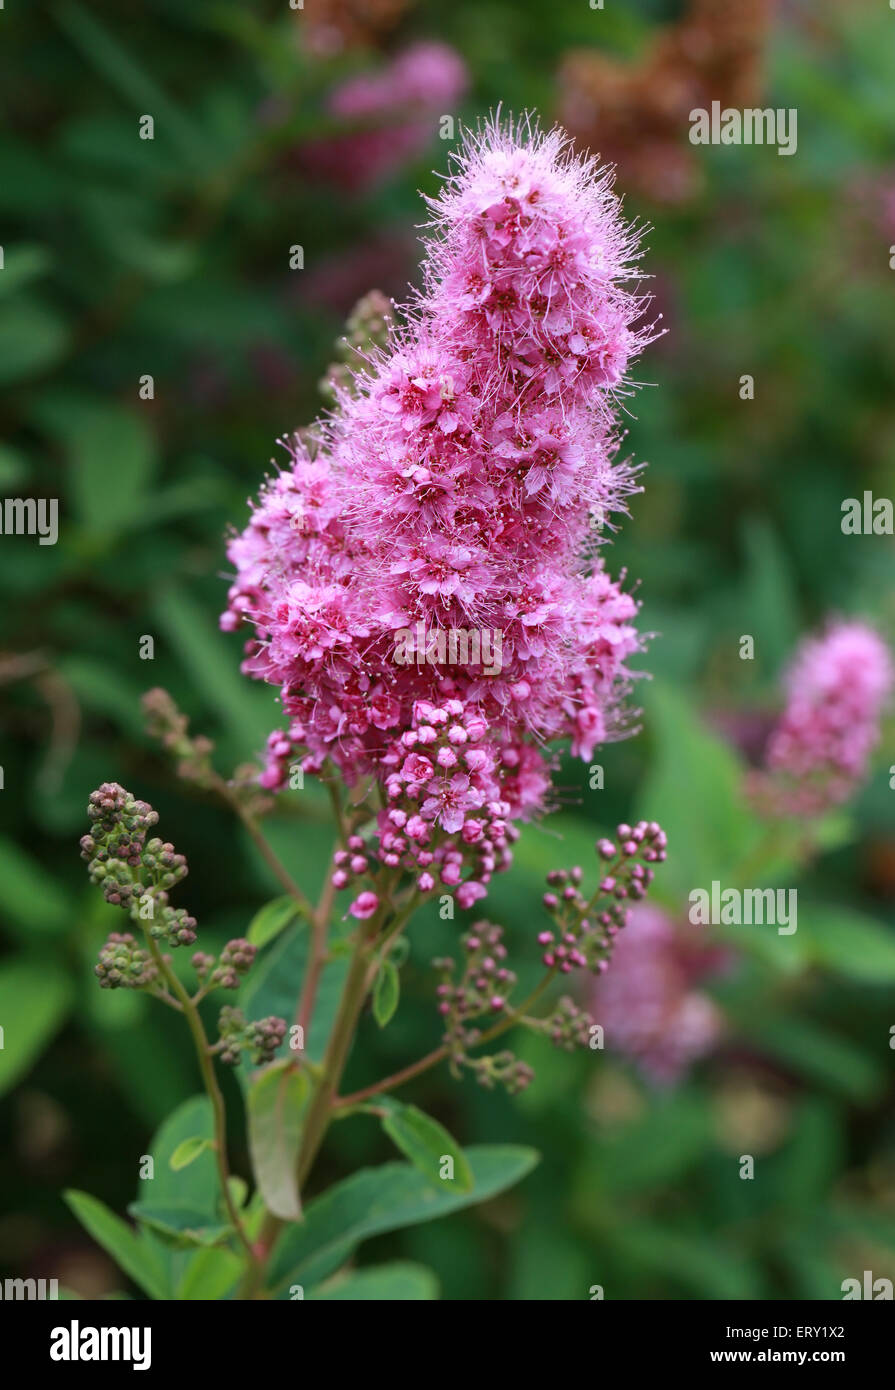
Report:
348,891,379,920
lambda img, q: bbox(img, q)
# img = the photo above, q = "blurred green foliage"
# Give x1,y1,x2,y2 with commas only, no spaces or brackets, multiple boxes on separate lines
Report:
1,0,894,1300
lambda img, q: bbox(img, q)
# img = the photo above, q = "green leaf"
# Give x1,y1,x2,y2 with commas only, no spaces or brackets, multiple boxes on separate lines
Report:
378,1100,474,1193
0,139,59,216
712,914,807,976
169,1137,213,1172
59,113,181,181
66,402,157,534
56,656,147,736
372,958,400,1028
799,904,895,983
0,960,74,1096
79,187,198,282
0,444,27,487
506,1218,593,1301
0,245,53,298
267,1145,539,1294
598,1091,712,1196
827,1203,895,1256
388,937,411,969
612,1221,763,1300
247,1060,308,1222
64,1191,167,1300
0,837,70,935
176,1246,245,1301
0,296,69,384
739,518,800,678
128,1202,234,1250
139,1097,219,1208
635,681,762,905
136,1096,220,1297
772,1099,841,1213
53,1,213,170
811,811,855,856
777,1232,849,1302
30,388,160,537
227,1176,249,1211
307,1262,439,1301
748,1017,884,1102
247,896,304,949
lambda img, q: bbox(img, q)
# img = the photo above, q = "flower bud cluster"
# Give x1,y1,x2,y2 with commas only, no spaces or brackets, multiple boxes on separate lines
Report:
192,938,257,991
81,784,158,879
320,290,393,402
142,688,217,790
94,932,159,990
431,922,531,1092
217,1006,288,1067
328,699,525,912
538,821,667,975
83,783,200,984
434,921,517,1030
539,995,595,1051
466,1050,535,1096
145,902,198,950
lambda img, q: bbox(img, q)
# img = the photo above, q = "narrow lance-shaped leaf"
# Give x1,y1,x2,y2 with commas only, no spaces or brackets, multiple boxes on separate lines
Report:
64,1191,167,1300
376,1099,474,1193
169,1136,213,1172
372,957,400,1027
0,960,74,1096
267,1145,540,1294
247,1059,308,1222
248,896,305,950
53,0,213,169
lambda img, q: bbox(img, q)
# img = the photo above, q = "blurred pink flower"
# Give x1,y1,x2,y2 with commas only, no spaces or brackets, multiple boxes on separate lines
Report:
589,903,725,1085
300,42,468,192
754,620,893,817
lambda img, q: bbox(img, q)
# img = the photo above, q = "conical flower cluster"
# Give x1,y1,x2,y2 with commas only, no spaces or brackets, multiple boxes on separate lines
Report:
224,117,656,906
758,620,893,816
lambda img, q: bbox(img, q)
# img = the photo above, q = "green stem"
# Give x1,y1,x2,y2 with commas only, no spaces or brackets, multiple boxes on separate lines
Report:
296,928,379,1185
237,926,374,1297
336,968,559,1109
239,890,418,1298
218,779,314,919
145,936,258,1267
295,889,420,1184
294,825,342,1038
